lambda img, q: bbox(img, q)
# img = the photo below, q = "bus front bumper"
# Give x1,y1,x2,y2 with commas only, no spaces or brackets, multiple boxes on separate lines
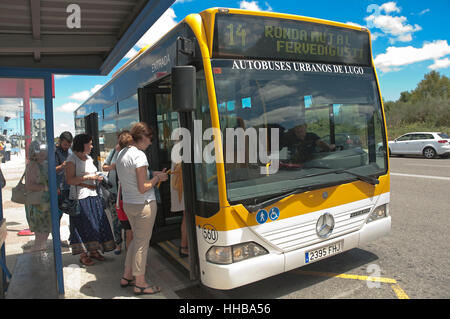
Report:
200,216,391,290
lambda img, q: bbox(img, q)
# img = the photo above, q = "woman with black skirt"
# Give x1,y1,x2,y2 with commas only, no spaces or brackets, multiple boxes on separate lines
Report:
65,133,115,266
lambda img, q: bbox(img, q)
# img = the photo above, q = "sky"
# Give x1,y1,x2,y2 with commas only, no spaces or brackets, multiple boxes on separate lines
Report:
43,0,450,137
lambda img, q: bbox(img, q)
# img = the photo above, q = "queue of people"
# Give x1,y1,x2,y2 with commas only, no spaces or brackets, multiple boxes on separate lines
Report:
14,121,190,295
12,118,334,296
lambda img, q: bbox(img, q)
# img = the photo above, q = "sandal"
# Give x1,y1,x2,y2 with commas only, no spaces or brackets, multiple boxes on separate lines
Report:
80,254,95,266
89,251,105,261
120,277,135,288
134,285,161,295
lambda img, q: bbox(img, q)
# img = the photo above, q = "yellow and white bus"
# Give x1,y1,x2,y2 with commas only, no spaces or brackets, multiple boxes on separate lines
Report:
75,8,390,290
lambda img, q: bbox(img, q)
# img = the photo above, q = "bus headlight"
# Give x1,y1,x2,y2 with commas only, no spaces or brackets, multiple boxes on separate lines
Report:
206,242,268,265
366,204,389,223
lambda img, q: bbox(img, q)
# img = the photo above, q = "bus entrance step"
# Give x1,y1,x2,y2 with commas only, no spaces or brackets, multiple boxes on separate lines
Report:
6,251,58,299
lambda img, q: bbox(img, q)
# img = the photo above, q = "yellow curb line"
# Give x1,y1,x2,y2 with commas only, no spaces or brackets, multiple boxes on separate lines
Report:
294,270,409,299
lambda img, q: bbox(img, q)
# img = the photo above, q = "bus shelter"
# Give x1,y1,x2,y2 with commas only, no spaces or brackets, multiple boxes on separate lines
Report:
0,0,175,297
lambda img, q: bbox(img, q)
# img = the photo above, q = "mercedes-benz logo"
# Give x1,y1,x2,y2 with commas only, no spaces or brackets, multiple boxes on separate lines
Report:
316,213,335,238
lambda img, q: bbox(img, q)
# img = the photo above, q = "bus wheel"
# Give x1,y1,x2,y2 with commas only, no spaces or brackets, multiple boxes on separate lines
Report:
423,147,436,159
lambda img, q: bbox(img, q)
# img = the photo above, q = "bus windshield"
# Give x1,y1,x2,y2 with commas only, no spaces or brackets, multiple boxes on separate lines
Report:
212,59,387,203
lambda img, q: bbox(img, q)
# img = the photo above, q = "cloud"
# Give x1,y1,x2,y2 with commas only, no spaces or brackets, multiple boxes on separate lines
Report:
239,1,272,11
380,2,401,14
56,102,80,113
69,84,103,102
374,40,450,72
428,58,450,70
54,75,70,79
365,2,421,43
69,90,90,102
419,9,430,16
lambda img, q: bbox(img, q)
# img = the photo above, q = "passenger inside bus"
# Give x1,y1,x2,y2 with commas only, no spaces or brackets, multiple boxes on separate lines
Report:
281,123,336,164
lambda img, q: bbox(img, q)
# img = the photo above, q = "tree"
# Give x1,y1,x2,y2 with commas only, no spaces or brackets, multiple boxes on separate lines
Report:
399,91,411,103
410,71,449,103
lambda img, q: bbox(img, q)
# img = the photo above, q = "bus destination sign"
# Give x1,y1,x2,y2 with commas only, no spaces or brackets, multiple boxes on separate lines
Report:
213,14,371,66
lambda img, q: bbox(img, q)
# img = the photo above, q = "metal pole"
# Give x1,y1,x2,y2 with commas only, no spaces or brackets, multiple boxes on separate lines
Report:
23,80,31,160
43,74,65,296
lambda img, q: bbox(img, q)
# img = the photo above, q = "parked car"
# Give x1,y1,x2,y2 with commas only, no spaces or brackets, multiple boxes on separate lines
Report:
387,132,450,159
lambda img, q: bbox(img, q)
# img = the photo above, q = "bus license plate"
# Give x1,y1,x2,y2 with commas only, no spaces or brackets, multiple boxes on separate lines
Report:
305,240,343,264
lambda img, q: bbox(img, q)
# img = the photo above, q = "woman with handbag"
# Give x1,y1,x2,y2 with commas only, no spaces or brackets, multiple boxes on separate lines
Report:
116,122,168,295
24,141,51,251
65,133,115,266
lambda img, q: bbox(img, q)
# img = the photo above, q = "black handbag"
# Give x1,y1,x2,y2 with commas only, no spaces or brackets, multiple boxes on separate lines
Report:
59,185,80,217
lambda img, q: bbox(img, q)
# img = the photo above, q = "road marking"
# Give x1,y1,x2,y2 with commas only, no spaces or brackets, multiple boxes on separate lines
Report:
404,164,450,168
294,269,396,283
391,172,450,181
391,284,410,299
294,269,409,299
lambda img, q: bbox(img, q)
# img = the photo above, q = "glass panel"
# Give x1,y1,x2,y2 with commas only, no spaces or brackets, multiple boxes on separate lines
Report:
118,93,138,114
397,134,411,141
99,104,118,166
0,77,61,296
212,60,387,202
117,111,139,131
193,71,219,203
117,94,139,131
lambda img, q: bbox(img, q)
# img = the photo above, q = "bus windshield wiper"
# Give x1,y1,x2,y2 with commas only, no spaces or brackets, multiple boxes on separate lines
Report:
334,169,379,185
244,186,314,212
293,168,379,185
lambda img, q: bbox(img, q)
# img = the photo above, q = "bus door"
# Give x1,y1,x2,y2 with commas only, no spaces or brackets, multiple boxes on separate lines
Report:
84,112,100,169
138,84,189,248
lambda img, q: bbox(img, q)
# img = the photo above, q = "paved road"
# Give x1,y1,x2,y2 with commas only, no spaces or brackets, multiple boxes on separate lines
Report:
180,156,450,299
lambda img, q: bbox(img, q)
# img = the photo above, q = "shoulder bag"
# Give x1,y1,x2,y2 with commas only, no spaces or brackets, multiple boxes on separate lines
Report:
11,172,27,204
11,169,43,205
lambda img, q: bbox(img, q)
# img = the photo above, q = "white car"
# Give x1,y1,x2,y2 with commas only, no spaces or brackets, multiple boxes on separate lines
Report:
388,132,450,159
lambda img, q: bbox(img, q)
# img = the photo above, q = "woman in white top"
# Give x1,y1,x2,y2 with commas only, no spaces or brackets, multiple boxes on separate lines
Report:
116,122,168,295
65,134,115,266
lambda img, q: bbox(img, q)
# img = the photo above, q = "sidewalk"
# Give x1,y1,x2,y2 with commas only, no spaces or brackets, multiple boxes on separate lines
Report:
1,150,194,299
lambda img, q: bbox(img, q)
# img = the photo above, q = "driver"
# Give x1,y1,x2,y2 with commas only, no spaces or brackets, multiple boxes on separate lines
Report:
281,123,336,163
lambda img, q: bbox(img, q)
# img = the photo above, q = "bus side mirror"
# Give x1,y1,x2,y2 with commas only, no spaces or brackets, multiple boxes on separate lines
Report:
172,66,196,112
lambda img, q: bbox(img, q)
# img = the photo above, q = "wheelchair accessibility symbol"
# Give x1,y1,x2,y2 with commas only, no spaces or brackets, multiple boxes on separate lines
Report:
256,209,268,224
269,207,280,221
